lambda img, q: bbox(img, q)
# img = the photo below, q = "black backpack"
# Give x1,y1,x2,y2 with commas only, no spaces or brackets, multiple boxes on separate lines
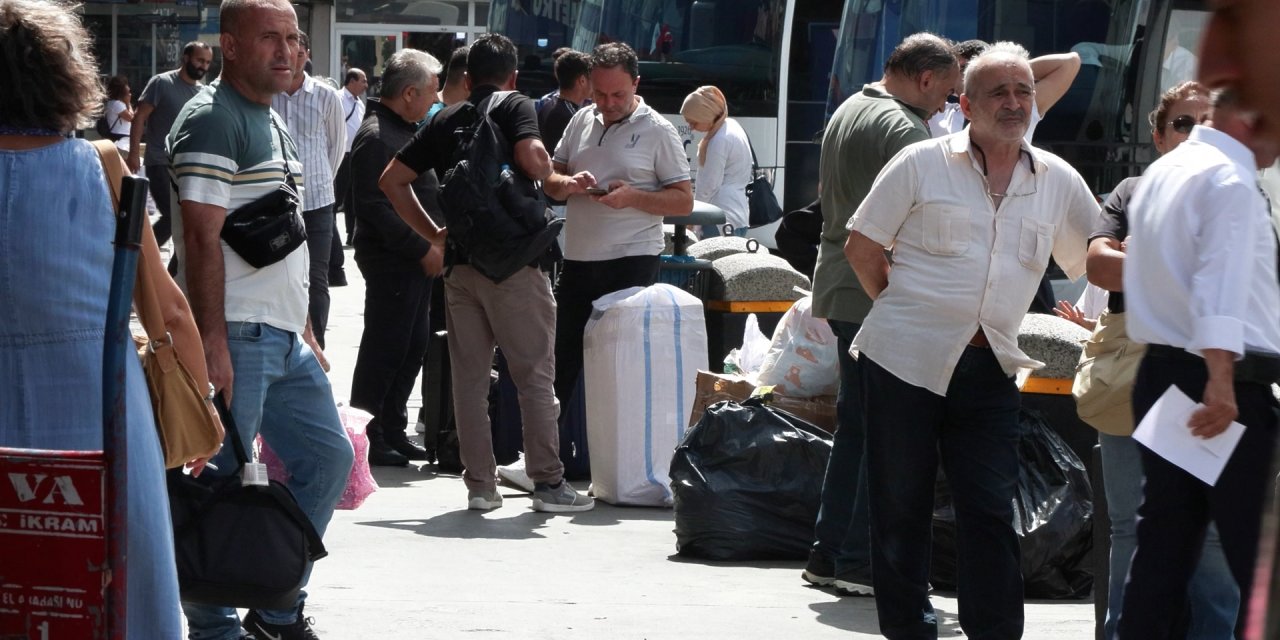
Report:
94,105,126,142
437,91,562,283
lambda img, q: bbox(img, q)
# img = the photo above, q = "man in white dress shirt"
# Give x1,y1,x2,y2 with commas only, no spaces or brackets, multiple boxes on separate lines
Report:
272,31,346,348
844,42,1098,639
1116,88,1280,639
335,67,367,250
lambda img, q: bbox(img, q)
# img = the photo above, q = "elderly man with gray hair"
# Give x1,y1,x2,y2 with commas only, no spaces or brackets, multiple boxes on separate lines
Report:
843,42,1099,639
348,48,446,467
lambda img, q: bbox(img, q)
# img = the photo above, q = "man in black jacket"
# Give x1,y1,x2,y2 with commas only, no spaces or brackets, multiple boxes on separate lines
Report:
349,48,443,466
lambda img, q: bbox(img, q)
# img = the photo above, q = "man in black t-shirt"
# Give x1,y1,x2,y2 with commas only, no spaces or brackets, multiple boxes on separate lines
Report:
537,50,591,157
380,33,594,514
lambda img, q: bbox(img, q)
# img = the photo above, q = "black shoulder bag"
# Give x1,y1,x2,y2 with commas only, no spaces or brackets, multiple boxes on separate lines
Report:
220,123,307,268
745,139,784,227
167,396,327,610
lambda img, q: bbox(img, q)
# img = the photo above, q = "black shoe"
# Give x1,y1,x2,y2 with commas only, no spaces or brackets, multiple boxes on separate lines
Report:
386,433,429,461
243,607,320,640
329,269,348,287
367,441,409,467
801,549,836,587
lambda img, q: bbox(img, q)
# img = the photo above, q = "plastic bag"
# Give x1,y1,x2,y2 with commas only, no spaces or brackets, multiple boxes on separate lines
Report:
930,409,1093,599
754,297,838,396
670,398,832,560
724,313,771,375
259,404,379,510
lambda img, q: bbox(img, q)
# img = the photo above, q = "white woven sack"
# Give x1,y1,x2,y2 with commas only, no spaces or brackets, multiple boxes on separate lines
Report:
583,284,709,506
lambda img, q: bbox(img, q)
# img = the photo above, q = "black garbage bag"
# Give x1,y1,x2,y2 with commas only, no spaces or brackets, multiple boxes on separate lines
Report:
670,398,833,561
931,408,1094,599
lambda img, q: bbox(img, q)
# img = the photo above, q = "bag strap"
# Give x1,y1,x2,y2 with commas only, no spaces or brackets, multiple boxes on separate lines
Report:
746,136,760,174
93,140,168,343
345,99,359,122
269,121,299,192
212,394,252,468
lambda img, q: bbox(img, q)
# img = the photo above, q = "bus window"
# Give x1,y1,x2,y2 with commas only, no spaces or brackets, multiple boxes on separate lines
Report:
569,0,786,118
1159,9,1208,93
827,0,1167,193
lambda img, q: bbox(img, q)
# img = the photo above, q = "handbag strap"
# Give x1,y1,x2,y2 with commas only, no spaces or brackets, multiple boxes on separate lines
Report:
212,394,252,468
746,137,760,174
93,140,168,343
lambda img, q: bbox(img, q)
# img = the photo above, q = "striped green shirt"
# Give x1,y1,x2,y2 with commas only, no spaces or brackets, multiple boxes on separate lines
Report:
167,80,311,333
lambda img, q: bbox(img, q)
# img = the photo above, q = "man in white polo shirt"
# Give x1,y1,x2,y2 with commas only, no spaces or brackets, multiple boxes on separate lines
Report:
543,41,693,427
844,42,1098,639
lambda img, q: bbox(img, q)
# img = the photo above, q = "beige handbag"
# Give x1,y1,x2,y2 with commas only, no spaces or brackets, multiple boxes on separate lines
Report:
1072,308,1146,436
94,140,225,468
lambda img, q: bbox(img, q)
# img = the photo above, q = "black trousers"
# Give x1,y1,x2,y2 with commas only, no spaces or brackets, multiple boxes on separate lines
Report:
145,164,174,246
552,255,661,411
350,264,433,444
303,205,334,349
862,349,1024,640
1116,350,1279,639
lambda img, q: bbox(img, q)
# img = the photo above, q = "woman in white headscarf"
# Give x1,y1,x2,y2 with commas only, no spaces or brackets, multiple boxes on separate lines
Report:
680,85,753,237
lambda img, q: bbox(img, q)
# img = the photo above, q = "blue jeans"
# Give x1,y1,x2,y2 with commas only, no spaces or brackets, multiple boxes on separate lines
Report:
182,322,354,639
1100,433,1238,639
810,319,870,575
863,348,1023,640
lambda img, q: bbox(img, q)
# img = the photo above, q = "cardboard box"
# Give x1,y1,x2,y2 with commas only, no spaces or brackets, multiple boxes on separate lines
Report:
689,370,837,434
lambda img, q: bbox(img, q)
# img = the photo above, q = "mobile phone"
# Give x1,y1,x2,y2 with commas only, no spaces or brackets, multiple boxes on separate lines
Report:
585,187,609,196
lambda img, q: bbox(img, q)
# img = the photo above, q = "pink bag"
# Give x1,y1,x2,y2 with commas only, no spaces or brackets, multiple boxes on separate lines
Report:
258,404,378,510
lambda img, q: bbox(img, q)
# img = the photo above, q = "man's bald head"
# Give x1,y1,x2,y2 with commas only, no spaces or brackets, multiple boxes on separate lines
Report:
220,0,293,37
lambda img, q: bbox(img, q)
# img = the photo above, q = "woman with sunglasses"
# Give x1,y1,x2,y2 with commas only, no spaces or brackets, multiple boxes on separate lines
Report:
1085,81,1239,639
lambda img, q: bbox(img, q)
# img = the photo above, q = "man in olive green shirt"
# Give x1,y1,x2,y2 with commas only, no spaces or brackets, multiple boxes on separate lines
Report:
803,32,957,597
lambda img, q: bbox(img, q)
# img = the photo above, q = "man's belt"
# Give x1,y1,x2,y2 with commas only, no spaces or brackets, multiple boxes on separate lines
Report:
968,328,991,348
1146,343,1280,386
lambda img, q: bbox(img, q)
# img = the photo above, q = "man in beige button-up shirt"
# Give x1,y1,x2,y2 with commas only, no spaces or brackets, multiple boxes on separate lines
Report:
843,42,1098,640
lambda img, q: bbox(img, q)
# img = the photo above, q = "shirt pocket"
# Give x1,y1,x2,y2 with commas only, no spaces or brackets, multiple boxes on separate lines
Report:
922,205,971,256
1018,218,1055,271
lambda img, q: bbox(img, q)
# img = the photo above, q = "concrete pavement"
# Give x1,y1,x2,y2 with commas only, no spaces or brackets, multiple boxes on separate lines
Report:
290,244,1097,639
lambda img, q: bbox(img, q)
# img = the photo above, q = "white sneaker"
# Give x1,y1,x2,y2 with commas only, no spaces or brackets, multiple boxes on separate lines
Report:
497,452,536,492
467,487,502,510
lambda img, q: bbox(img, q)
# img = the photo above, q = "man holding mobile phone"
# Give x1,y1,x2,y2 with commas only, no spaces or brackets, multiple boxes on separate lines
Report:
543,42,693,438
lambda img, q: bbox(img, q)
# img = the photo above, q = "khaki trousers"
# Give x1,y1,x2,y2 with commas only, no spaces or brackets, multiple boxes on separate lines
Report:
444,265,562,490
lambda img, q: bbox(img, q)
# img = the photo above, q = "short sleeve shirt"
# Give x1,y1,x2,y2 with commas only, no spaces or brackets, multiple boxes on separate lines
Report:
849,131,1100,395
167,80,310,334
138,70,204,166
1090,175,1140,313
811,84,931,324
554,97,691,261
397,86,541,180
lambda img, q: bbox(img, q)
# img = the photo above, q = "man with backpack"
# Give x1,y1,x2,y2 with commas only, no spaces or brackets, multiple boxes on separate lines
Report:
380,33,594,513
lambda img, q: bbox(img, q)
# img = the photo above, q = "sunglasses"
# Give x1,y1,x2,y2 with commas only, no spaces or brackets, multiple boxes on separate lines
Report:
1167,114,1198,135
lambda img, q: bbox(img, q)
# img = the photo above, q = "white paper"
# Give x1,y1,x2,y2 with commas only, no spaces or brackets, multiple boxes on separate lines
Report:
1132,386,1247,486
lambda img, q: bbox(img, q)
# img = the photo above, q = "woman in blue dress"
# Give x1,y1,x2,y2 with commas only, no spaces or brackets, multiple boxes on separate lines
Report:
0,0,182,635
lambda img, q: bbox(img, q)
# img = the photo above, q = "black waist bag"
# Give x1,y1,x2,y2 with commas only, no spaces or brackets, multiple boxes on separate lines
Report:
220,124,307,268
168,397,327,610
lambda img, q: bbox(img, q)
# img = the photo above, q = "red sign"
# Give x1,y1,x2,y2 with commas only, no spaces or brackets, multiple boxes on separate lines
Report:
0,449,107,639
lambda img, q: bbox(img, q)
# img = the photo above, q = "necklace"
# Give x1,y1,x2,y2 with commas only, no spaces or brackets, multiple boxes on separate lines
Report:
0,124,64,137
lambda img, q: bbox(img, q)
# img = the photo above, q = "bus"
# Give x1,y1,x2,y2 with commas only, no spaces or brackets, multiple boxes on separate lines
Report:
489,0,1210,220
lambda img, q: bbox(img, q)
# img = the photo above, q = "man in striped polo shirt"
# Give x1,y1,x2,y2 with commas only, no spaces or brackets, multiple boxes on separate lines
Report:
272,30,346,348
167,0,354,638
